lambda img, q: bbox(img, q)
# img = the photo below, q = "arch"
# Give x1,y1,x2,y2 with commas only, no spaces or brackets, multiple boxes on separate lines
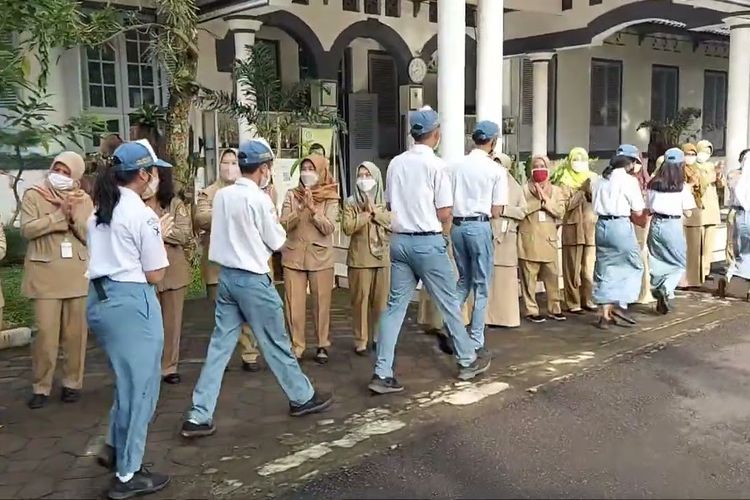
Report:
418,33,477,63
322,19,413,84
255,10,326,78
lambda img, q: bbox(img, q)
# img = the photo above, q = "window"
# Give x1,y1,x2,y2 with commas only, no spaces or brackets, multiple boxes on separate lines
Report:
590,0,602,4
256,39,281,81
343,0,359,12
590,58,622,151
651,65,678,123
429,1,437,23
703,70,727,151
466,5,477,28
291,0,309,3
385,0,400,17
0,32,19,110
562,0,573,10
364,0,380,15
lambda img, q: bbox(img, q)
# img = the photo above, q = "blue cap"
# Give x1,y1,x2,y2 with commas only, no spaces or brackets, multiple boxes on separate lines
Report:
616,144,641,163
664,147,685,163
112,142,159,172
409,106,440,135
133,139,172,168
237,139,274,167
473,120,500,141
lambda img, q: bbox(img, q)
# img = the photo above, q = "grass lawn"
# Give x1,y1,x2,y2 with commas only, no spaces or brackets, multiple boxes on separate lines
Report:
1,263,206,330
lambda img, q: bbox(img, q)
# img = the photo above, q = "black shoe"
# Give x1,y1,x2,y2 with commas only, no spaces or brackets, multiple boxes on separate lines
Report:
108,467,170,500
717,277,728,299
370,341,377,352
28,393,48,409
526,315,546,323
458,355,492,381
612,308,637,325
475,347,492,359
97,444,115,470
436,333,455,355
368,375,404,394
289,391,333,416
242,361,261,372
583,305,598,312
162,373,181,385
548,313,566,321
61,387,81,403
314,348,329,364
653,288,670,315
354,347,369,357
180,420,216,439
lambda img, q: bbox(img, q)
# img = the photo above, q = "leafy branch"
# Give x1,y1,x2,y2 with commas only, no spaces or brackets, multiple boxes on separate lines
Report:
637,107,702,148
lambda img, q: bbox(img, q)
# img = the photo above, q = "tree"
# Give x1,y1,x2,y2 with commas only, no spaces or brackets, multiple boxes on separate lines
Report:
638,107,702,173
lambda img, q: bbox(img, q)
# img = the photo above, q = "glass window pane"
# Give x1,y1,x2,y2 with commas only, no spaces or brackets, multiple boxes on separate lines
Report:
129,88,142,108
140,43,151,63
104,86,118,108
142,88,155,105
87,62,101,84
101,44,115,61
126,41,139,63
89,86,103,107
102,62,116,85
142,65,154,86
86,46,99,61
127,64,141,86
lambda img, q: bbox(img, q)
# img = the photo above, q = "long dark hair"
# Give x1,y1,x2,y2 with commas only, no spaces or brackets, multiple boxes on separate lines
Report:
602,155,633,180
154,166,175,209
93,164,152,226
648,161,684,193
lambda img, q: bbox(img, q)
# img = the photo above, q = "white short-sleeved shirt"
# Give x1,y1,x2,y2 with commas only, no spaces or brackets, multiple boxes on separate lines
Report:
87,187,169,283
592,168,645,216
385,144,452,233
646,186,696,216
209,178,286,274
450,149,509,217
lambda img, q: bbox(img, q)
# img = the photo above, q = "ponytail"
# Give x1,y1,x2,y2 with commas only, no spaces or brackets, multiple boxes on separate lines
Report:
602,155,633,180
92,164,148,225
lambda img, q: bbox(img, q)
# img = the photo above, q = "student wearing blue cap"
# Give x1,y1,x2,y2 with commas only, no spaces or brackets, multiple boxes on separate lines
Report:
369,106,491,394
181,139,332,439
449,120,508,351
591,148,646,329
87,141,174,498
645,148,696,314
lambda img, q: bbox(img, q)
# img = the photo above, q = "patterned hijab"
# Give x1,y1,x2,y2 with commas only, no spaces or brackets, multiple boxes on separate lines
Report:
292,153,340,203
353,161,386,258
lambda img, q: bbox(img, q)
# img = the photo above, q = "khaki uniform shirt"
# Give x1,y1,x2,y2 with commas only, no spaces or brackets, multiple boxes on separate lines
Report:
20,189,93,299
560,183,597,246
684,164,722,227
280,191,339,271
195,182,222,285
341,198,391,269
517,183,565,263
150,197,192,292
492,173,526,267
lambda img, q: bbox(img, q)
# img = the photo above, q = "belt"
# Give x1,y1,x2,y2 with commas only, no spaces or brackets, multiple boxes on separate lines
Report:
453,215,490,225
653,213,681,219
598,215,627,220
395,231,442,236
91,277,109,302
731,206,745,212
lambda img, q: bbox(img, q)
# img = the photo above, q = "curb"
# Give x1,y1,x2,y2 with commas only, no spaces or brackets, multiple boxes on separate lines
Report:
0,327,32,350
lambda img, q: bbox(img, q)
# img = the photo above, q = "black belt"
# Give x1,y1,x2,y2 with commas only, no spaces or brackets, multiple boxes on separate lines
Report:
91,277,109,302
598,215,627,220
653,213,681,219
395,231,442,236
453,215,489,225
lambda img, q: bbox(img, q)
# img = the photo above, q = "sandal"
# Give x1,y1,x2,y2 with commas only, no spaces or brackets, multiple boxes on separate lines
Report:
314,347,329,364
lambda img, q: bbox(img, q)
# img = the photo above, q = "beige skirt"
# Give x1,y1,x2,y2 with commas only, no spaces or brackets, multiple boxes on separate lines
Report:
486,265,521,327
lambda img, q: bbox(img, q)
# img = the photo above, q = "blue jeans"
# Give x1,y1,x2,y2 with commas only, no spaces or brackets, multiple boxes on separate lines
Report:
375,234,477,379
87,279,163,477
451,221,494,349
188,267,314,424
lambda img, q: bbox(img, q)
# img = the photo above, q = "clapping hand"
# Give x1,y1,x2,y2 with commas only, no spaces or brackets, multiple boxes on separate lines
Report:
303,189,315,211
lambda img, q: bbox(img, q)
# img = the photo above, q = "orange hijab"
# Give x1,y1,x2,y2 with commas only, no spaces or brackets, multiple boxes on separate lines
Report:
293,153,340,203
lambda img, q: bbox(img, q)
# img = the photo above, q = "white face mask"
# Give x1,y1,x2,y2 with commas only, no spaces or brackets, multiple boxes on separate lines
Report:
300,171,319,188
697,152,711,163
685,156,697,166
259,168,271,189
571,161,589,173
48,172,74,191
142,174,159,200
357,178,377,193
632,162,642,173
219,161,240,183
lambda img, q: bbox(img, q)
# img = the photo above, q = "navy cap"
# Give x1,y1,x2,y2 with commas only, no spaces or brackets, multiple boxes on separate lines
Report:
664,147,685,163
112,142,158,172
133,139,172,168
409,106,440,135
616,144,641,163
473,120,500,141
237,139,274,167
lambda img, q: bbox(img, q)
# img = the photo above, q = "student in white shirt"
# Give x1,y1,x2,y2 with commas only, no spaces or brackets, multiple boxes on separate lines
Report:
181,139,332,439
591,146,646,329
645,148,696,315
450,120,507,352
86,141,173,498
720,147,750,299
369,107,491,395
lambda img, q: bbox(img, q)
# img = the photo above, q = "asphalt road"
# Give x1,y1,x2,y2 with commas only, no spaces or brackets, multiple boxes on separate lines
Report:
281,313,750,499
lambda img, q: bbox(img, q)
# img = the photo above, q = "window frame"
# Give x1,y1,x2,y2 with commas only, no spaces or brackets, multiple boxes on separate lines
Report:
650,64,679,124
589,57,623,152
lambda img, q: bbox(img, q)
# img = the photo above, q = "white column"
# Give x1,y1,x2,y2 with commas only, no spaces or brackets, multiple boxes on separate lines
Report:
226,17,263,144
530,53,554,157
726,17,750,169
438,0,466,163
476,0,504,128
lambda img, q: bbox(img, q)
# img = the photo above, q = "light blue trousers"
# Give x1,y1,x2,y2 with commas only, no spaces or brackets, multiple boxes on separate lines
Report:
593,217,644,308
648,217,687,299
87,279,163,477
188,267,314,424
451,221,494,349
375,233,477,379
729,209,750,281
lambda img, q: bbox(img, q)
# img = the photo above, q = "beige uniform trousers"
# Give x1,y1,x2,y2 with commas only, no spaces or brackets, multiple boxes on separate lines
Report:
685,225,717,287
159,287,187,376
519,260,562,316
207,284,259,364
32,297,88,395
349,267,389,350
561,245,596,311
283,267,334,357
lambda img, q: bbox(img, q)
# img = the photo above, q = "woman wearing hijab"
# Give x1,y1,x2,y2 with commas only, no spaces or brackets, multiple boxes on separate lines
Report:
138,140,193,384
195,148,262,372
591,148,645,329
342,162,391,355
280,153,340,364
518,156,566,323
684,140,723,286
552,147,597,314
646,148,696,315
21,151,94,409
